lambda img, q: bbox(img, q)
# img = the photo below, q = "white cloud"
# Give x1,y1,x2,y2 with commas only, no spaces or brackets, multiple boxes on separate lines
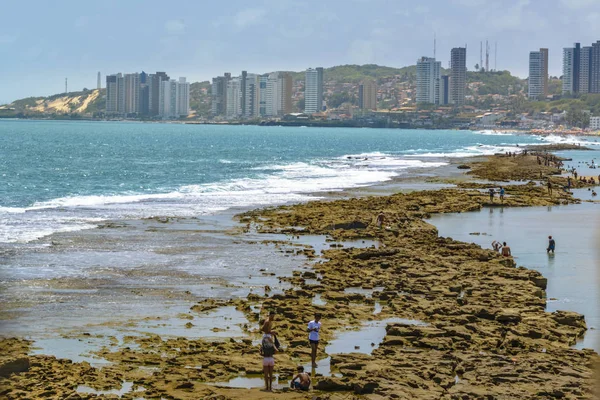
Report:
233,8,266,29
165,19,186,35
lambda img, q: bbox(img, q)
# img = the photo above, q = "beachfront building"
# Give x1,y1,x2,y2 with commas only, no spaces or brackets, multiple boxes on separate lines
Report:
263,72,293,117
590,116,600,130
243,73,260,118
579,46,592,94
416,57,441,105
124,73,140,114
305,67,324,114
226,77,242,118
450,47,467,106
528,50,545,100
158,77,190,118
440,75,449,105
563,43,581,95
540,48,549,96
591,41,600,93
105,73,122,114
358,80,377,110
211,73,231,117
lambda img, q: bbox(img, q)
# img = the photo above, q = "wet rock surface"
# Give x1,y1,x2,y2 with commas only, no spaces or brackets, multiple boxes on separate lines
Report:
1,153,598,399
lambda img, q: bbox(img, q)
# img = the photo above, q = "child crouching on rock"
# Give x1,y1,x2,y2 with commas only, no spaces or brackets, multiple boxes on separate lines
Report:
290,366,311,391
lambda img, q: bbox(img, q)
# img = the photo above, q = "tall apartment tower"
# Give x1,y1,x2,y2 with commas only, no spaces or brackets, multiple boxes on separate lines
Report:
280,72,293,114
358,80,377,110
416,57,441,104
243,73,260,118
105,74,120,113
305,67,324,114
591,41,600,93
240,71,248,117
226,77,242,118
97,72,101,90
563,43,581,95
124,73,140,114
449,47,467,106
440,75,450,105
211,73,231,116
528,51,544,99
149,72,169,116
177,77,190,117
540,48,549,96
579,46,592,93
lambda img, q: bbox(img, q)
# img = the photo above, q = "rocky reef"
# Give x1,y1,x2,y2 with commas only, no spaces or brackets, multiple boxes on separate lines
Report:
1,153,598,399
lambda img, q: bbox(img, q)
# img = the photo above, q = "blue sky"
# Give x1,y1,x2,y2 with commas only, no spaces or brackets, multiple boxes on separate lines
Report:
1,0,599,103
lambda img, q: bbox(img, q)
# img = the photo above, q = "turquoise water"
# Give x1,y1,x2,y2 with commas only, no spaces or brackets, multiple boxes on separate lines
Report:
1,120,566,244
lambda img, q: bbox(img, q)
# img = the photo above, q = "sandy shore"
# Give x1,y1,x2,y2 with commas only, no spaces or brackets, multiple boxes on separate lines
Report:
1,147,599,399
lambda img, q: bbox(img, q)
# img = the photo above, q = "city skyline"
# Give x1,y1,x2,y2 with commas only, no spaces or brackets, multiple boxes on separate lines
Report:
2,0,600,104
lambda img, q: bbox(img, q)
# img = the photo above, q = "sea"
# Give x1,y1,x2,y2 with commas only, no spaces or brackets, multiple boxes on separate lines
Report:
1,119,599,355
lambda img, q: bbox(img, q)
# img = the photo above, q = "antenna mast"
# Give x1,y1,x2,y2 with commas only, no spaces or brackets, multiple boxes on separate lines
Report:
480,42,483,70
434,32,436,59
65,78,68,94
485,40,490,72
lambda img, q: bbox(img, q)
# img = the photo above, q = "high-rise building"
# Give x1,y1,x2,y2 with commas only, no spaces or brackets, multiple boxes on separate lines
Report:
149,72,169,116
259,75,269,116
226,77,242,118
211,73,230,116
305,67,324,114
105,74,120,113
158,77,189,118
529,51,544,99
579,46,592,94
450,47,467,106
124,73,140,114
563,48,575,95
540,48,549,96
358,80,377,110
243,73,260,118
280,73,293,114
416,57,441,104
440,75,450,105
241,71,247,117
97,72,101,90
563,43,581,95
590,41,600,93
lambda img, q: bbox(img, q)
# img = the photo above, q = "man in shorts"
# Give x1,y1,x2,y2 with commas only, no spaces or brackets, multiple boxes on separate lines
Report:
547,236,555,254
290,365,311,391
307,313,322,367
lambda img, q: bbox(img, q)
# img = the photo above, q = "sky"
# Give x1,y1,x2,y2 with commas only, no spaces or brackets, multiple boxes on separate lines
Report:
1,0,599,104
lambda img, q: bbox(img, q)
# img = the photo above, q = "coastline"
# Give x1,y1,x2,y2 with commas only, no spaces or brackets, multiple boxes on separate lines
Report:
1,147,599,398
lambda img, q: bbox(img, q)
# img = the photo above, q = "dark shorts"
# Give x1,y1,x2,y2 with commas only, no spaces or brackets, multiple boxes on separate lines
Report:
294,381,309,391
309,339,319,345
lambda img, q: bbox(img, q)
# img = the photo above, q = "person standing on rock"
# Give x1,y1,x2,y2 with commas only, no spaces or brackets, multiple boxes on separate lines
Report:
489,188,495,202
547,236,555,254
501,242,512,257
547,180,553,196
499,187,505,202
376,212,385,229
308,313,322,367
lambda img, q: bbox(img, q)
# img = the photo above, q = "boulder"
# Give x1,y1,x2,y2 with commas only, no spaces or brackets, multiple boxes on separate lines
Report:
551,311,586,329
496,309,522,324
0,357,30,377
315,378,352,391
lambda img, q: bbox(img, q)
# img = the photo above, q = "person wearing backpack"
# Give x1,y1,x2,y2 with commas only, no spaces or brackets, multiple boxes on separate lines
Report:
261,333,276,391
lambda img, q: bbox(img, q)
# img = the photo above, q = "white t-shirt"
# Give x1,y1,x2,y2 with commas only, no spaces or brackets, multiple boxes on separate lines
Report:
308,320,321,341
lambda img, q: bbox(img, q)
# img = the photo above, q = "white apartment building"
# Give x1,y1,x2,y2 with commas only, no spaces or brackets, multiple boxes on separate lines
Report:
416,57,441,104
124,73,140,114
562,48,575,95
528,51,544,99
158,77,190,118
590,116,600,130
305,67,324,114
226,77,242,118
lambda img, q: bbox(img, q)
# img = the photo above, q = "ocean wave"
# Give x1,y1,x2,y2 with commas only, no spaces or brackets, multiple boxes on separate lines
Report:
535,134,600,147
407,144,522,158
473,130,517,136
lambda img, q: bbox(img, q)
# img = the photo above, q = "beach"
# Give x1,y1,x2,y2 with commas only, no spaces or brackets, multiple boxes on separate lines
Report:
1,121,599,399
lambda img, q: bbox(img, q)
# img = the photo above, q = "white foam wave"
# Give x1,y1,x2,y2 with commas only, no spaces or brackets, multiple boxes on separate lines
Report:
0,206,26,214
409,145,522,158
535,134,600,147
473,130,516,136
29,192,182,210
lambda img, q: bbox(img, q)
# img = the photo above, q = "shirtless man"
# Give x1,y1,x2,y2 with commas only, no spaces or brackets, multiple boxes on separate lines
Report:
501,242,512,257
290,366,311,391
376,212,385,229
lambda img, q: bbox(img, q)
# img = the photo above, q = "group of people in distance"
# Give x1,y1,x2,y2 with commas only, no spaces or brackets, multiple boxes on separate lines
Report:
491,240,511,257
488,187,505,203
259,311,322,391
492,236,556,256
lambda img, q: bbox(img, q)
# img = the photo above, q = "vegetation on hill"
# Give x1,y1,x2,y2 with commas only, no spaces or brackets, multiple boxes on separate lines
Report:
524,93,600,115
190,81,211,118
467,70,525,96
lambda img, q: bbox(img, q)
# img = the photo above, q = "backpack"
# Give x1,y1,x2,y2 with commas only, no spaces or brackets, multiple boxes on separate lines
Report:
260,337,276,357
